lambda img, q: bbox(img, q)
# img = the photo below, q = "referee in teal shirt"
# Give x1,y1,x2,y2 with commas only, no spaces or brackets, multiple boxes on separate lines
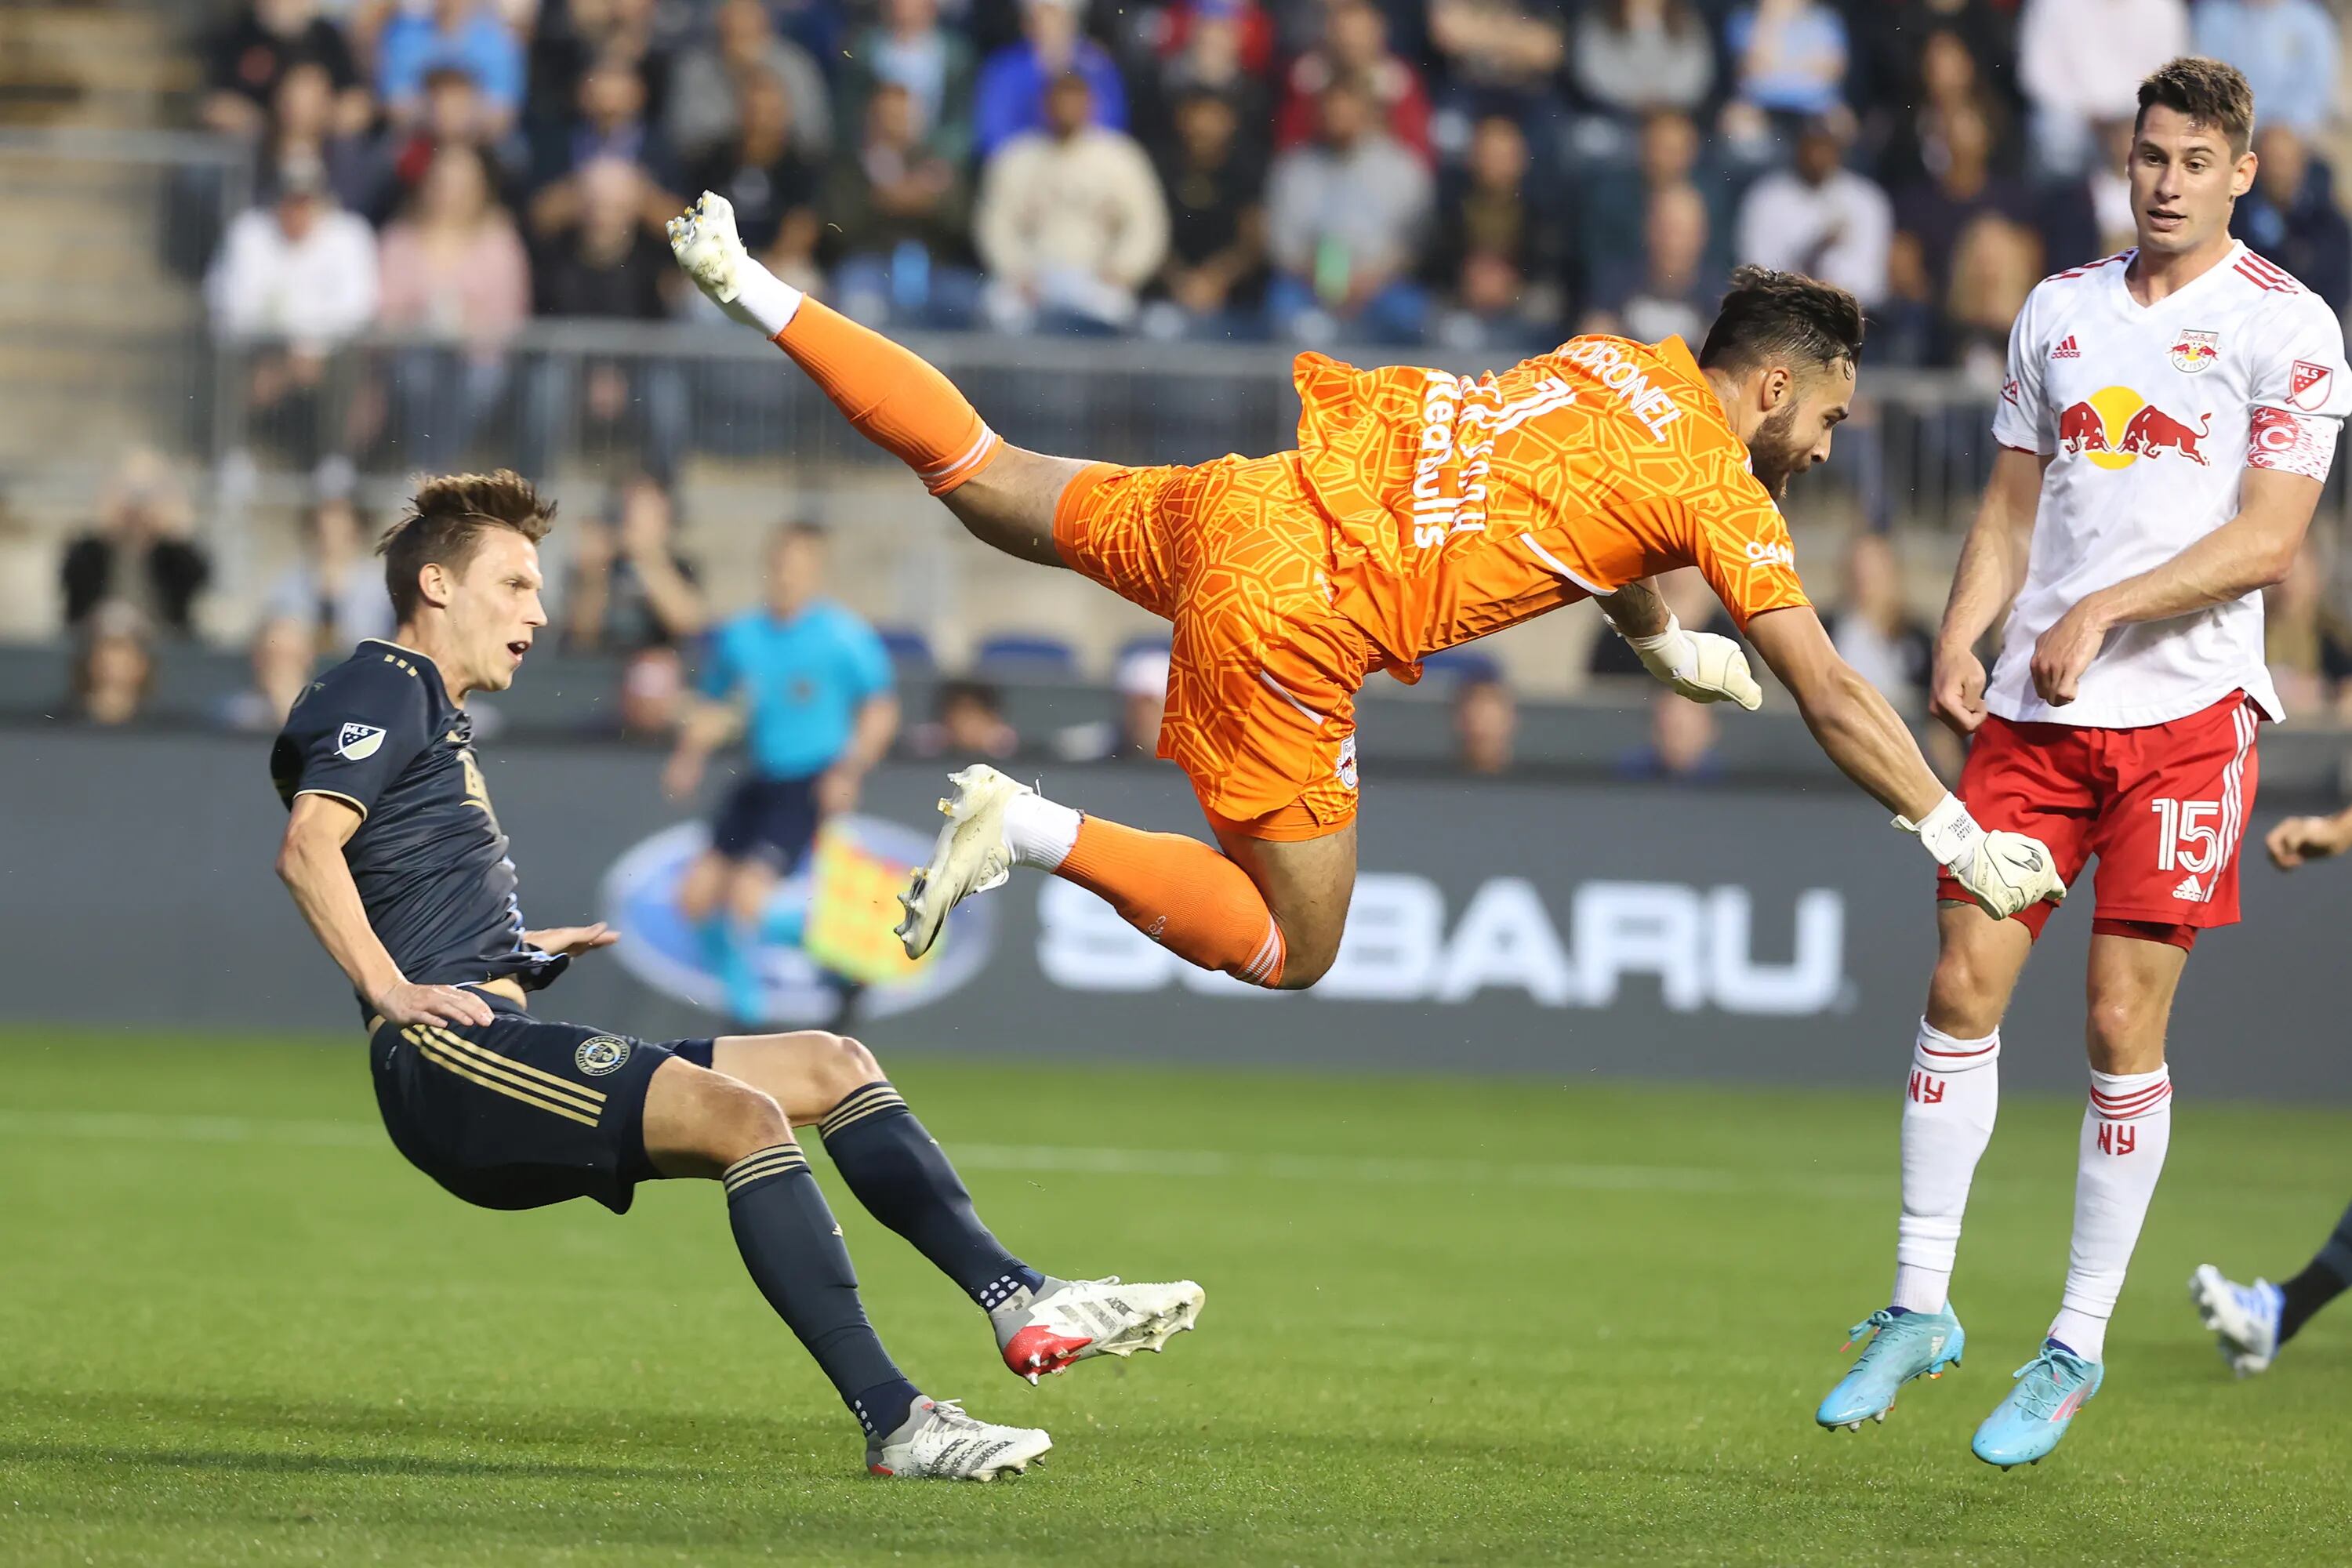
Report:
666,522,898,1023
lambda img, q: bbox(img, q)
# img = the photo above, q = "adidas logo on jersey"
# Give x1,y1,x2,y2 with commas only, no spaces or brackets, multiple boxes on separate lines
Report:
2172,873,2205,902
2051,336,2083,360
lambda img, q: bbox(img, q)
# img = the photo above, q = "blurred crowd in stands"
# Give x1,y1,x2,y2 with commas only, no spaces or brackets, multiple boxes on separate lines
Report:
42,0,2352,759
197,0,2349,372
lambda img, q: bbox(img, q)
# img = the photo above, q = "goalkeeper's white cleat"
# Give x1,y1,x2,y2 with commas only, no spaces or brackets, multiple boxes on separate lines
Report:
866,1397,1051,1481
992,1276,1207,1384
896,765,1028,960
666,191,750,306
2190,1264,2284,1377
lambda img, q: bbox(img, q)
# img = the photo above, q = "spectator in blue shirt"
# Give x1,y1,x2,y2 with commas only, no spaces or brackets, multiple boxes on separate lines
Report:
1722,0,1849,148
664,522,900,1023
379,0,525,138
973,0,1129,159
2193,0,2338,136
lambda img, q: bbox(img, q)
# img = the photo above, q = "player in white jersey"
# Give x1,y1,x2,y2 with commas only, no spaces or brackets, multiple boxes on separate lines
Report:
1815,59,2351,1469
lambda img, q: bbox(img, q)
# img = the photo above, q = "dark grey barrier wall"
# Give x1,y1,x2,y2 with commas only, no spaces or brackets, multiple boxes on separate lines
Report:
2,727,2345,1101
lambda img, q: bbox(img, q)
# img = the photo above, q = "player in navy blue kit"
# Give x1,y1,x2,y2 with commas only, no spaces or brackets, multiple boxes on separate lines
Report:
271,471,1203,1479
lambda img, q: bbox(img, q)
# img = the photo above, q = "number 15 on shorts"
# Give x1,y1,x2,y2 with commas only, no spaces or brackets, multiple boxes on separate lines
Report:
2150,797,2223,875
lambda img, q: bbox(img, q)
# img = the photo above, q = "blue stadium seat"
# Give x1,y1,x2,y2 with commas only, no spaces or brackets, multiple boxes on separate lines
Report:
1114,634,1173,668
877,627,935,668
973,633,1078,676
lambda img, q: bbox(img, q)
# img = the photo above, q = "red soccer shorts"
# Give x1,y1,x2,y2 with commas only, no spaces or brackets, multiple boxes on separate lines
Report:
1936,690,2262,947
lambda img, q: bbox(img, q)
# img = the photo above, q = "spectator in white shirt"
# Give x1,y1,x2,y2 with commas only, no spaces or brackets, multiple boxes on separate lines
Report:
205,156,379,466
2016,0,2188,177
1736,119,1891,308
975,71,1170,333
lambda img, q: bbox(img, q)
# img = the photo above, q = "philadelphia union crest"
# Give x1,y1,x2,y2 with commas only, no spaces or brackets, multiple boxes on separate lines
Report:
575,1036,632,1076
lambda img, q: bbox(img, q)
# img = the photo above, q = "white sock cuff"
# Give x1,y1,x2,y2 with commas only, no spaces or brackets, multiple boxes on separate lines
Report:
1003,790,1081,870
1914,1018,1999,1072
2089,1063,2172,1120
729,259,804,338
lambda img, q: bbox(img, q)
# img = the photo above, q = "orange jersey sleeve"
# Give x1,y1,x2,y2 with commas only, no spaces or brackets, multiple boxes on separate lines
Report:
1292,336,1812,672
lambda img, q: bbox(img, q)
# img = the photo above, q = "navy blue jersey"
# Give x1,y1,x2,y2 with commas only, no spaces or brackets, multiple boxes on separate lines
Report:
272,639,568,1017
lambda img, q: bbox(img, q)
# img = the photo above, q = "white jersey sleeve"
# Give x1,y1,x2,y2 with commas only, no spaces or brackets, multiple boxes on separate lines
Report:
2245,292,2351,483
1991,283,2056,455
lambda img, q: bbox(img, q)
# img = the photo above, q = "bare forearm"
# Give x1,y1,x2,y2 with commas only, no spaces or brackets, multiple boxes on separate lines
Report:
2079,514,2299,628
1938,507,2030,652
630,554,706,637
1795,662,1946,819
1598,579,1670,639
278,838,404,1005
839,696,899,777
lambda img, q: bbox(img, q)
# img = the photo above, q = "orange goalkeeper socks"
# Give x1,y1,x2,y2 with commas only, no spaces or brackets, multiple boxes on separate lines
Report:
774,299,1004,495
1054,816,1287,987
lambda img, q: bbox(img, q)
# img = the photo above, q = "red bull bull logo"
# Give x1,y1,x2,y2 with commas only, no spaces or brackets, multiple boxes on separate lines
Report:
2056,387,2212,470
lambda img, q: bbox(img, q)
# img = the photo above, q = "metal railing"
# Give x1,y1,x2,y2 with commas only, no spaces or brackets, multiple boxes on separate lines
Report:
190,318,2074,532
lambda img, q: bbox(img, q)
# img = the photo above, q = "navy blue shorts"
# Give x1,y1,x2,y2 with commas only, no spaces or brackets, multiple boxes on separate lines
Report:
368,993,714,1214
710,775,820,873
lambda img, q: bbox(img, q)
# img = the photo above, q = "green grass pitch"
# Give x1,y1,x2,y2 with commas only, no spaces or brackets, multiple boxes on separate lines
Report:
3,1028,2347,1566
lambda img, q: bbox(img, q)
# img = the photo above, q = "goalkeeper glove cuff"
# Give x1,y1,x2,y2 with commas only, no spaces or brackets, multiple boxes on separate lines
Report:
1896,792,1983,869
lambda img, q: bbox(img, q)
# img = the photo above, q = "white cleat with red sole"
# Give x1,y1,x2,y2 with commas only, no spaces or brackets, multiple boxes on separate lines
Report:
866,1398,1051,1481
992,1276,1207,1384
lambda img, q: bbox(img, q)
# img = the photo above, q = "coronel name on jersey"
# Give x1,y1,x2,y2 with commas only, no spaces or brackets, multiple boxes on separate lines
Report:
1559,338,1686,442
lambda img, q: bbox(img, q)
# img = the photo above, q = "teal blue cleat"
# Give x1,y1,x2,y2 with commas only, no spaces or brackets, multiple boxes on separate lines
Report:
1970,1342,2103,1469
1816,1306,1965,1431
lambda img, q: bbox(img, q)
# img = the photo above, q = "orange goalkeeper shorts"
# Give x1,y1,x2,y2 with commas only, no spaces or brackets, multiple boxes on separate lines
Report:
1052,454,1372,840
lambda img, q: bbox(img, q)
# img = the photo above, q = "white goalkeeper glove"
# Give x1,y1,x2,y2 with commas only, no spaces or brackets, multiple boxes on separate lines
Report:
1622,613,1763,711
1898,793,2067,920
666,191,803,336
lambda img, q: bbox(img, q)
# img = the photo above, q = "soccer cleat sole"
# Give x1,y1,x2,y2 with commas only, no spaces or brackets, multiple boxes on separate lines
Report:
895,768,1019,960
870,1434,1053,1482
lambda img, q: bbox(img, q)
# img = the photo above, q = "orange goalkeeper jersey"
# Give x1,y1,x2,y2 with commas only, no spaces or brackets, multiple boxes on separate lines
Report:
1292,333,1812,678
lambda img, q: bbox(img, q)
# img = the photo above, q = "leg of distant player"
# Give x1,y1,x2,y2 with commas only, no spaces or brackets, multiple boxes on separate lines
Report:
2192,1198,2352,1374
668,194,1353,989
703,1031,1204,1381
676,848,764,1025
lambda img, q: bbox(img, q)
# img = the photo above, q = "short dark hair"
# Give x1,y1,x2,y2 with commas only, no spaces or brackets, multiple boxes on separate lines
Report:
935,677,1004,715
2136,56,2256,157
771,518,829,547
377,470,554,622
1697,266,1866,378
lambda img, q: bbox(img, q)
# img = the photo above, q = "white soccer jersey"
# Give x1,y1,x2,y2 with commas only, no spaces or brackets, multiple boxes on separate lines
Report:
1987,241,2351,728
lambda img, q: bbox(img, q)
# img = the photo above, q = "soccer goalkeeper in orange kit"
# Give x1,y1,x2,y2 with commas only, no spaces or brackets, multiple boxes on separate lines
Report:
670,193,2064,992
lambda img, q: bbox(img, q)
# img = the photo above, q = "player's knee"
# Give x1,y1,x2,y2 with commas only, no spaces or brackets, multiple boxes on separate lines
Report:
697,1073,793,1164
2084,996,2163,1070
1925,945,2004,1036
1262,925,1341,989
813,1032,884,1101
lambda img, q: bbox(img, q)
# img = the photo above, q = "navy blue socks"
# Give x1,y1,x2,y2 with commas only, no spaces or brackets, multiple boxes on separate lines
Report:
818,1081,1044,1310
723,1143,921,1436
